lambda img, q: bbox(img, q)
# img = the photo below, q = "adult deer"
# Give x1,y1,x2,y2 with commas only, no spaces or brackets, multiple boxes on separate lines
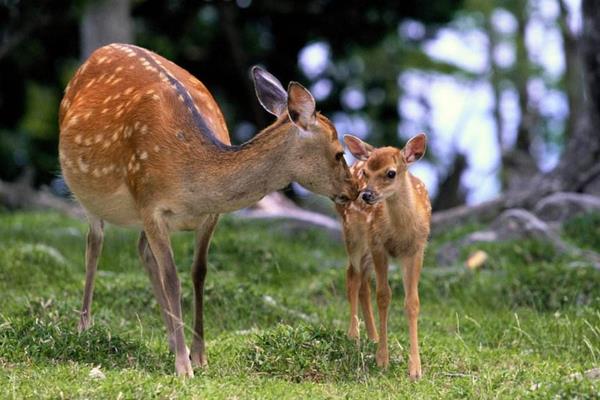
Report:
58,43,357,377
337,133,430,380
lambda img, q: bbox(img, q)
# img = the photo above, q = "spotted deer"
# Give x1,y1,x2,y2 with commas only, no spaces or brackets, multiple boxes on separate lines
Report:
58,43,357,377
336,133,430,380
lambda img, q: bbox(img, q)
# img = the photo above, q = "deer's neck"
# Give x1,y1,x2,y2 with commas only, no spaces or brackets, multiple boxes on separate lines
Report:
187,118,296,213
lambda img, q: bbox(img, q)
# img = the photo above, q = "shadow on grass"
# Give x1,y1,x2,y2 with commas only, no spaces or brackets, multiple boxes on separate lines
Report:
0,317,170,373
244,323,402,383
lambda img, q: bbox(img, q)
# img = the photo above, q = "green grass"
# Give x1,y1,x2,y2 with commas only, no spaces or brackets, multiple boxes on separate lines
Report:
0,211,599,399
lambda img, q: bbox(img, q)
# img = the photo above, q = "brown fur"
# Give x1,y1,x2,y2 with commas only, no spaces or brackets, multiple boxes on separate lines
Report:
336,134,431,380
59,43,357,377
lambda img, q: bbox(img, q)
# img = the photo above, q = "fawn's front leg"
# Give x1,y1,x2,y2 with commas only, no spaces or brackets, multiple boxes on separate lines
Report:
190,214,219,368
143,215,193,377
372,247,391,368
401,247,424,380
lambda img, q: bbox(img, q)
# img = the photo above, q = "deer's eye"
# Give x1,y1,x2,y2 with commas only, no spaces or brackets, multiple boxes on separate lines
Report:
387,170,396,179
335,152,344,162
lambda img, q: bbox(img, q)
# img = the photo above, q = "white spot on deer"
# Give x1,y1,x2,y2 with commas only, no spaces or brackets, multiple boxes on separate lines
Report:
101,108,109,114
84,137,93,146
102,141,111,149
178,94,184,103
146,89,155,95
75,135,82,144
124,87,134,95
124,126,133,138
78,157,89,173
115,66,123,72
61,98,71,110
84,111,93,120
134,121,140,130
85,78,97,89
92,168,102,178
97,56,107,64
114,93,121,100
139,151,148,160
115,107,124,118
153,145,160,152
111,78,123,86
103,95,113,104
128,52,135,58
112,131,119,142
116,103,124,111
152,94,160,101
94,134,103,144
140,125,148,134
67,115,79,127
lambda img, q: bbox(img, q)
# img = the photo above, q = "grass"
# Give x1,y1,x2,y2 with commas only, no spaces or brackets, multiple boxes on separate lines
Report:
0,211,599,398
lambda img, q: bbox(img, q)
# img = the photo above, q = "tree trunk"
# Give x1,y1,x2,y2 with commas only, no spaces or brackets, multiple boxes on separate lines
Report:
80,0,133,59
431,0,600,233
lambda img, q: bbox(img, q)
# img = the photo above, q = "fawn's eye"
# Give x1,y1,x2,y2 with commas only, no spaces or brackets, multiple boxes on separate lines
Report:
386,170,396,179
362,169,369,179
335,152,344,162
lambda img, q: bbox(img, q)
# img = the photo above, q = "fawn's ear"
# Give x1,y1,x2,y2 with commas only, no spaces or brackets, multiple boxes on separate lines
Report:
251,66,288,116
287,82,316,130
402,133,427,164
344,134,374,161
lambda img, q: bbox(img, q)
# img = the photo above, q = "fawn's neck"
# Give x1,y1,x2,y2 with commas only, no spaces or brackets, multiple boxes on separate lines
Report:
384,174,418,229
187,118,297,213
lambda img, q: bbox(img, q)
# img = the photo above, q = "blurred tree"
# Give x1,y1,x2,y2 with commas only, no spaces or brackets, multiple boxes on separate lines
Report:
0,0,462,193
81,0,133,58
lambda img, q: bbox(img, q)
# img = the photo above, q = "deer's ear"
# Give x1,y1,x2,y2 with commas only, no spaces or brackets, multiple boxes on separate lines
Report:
251,66,288,116
287,82,316,130
344,134,373,161
402,133,427,164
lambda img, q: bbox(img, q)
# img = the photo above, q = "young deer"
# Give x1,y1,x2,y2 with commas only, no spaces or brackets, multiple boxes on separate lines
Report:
58,43,357,377
336,133,430,380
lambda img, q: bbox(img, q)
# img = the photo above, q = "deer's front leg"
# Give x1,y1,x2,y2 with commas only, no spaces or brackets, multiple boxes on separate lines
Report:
401,247,424,380
190,214,219,368
143,215,192,377
372,247,391,368
78,217,104,332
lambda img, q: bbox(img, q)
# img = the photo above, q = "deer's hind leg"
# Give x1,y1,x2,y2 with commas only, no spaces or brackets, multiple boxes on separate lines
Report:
190,214,219,368
78,216,104,332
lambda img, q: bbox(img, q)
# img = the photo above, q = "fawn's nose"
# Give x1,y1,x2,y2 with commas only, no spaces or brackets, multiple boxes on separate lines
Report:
361,191,375,203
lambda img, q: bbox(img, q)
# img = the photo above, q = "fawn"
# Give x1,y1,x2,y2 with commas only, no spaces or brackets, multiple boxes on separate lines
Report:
336,133,431,380
58,43,357,376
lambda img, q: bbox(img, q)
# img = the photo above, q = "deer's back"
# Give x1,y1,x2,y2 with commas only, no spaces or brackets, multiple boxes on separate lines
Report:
58,43,230,226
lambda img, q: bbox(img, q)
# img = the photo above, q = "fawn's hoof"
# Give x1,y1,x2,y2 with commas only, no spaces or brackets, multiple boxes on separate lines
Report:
409,359,422,381
376,349,389,369
347,328,360,343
